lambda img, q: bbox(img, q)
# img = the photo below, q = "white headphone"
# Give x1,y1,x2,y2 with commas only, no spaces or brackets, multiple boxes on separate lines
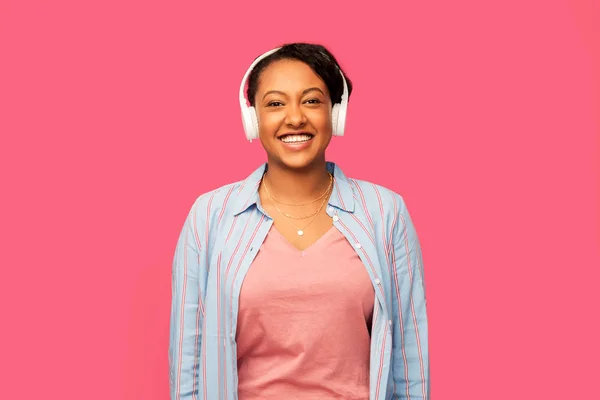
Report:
239,46,349,142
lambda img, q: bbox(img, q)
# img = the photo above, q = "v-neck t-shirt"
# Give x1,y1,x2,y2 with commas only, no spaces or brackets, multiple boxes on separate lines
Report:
236,225,375,399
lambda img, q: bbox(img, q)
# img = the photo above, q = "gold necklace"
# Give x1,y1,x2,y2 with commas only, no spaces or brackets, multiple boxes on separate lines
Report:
267,185,332,236
268,199,321,220
262,173,333,219
263,172,333,206
264,184,329,219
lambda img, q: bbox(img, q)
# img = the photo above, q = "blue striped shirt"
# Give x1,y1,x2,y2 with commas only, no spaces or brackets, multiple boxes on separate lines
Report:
169,161,429,400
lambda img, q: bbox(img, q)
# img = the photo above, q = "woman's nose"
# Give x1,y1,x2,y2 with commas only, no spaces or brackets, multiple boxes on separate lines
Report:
284,103,307,128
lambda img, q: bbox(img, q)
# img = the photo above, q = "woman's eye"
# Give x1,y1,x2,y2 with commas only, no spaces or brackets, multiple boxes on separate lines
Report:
267,101,283,107
306,99,321,104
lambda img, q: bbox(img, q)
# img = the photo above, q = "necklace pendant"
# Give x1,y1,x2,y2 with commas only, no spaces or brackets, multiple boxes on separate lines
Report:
297,230,304,236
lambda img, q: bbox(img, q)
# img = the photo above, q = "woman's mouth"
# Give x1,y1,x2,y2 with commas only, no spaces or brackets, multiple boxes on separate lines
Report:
277,133,315,151
278,133,314,144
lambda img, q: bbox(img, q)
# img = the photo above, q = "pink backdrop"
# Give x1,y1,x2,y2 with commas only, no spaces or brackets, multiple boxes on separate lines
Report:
1,0,598,399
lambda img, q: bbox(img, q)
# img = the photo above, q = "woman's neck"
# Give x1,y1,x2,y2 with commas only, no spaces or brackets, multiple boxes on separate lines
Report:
262,159,332,204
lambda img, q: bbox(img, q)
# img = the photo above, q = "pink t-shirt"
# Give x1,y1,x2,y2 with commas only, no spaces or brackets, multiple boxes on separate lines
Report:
236,226,375,399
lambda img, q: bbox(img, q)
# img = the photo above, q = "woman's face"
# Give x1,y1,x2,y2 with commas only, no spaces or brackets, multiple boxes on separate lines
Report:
254,59,333,170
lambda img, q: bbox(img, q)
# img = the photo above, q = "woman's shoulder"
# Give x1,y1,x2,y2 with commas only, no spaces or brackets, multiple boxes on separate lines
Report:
186,180,244,217
185,163,268,219
346,176,420,242
346,176,411,217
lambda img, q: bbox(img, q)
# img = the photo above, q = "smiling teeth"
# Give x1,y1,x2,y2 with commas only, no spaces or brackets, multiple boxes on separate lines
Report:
281,134,312,143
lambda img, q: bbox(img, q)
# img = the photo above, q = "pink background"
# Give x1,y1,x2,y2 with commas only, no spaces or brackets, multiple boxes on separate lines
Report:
1,0,598,399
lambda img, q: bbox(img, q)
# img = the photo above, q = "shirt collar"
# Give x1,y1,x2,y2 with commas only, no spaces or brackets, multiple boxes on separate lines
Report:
232,161,356,216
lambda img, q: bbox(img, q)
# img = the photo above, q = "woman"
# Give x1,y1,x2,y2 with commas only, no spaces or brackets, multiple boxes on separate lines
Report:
169,42,429,400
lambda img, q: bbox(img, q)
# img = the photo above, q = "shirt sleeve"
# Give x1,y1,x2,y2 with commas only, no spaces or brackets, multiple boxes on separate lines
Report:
390,195,430,399
169,202,206,400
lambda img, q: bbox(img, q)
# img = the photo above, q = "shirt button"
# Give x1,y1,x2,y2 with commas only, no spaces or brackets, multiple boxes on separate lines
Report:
356,243,362,249
333,215,339,222
374,279,381,285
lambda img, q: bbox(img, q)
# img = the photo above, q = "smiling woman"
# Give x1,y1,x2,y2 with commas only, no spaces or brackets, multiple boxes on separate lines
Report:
254,58,336,171
169,43,430,400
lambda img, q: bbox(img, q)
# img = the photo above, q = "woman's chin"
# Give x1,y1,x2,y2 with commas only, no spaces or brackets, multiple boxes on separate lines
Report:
272,151,324,171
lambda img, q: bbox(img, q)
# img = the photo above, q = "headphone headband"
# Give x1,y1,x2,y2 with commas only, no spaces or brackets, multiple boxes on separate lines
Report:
239,46,349,142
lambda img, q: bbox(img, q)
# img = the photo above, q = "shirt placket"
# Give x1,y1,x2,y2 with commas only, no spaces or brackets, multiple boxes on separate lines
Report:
329,206,392,400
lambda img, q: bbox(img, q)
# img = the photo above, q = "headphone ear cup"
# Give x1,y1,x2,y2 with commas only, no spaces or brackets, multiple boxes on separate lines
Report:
331,103,346,136
249,107,259,140
331,104,340,136
242,106,259,141
335,102,347,137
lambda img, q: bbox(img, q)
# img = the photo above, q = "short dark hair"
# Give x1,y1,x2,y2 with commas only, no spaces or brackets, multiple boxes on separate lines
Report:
246,42,353,107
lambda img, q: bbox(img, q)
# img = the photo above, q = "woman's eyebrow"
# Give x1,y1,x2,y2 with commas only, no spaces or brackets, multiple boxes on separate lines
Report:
262,87,325,100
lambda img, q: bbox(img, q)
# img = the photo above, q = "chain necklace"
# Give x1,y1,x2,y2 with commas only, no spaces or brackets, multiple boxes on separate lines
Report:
265,183,332,236
268,200,322,220
262,172,333,206
263,183,333,220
